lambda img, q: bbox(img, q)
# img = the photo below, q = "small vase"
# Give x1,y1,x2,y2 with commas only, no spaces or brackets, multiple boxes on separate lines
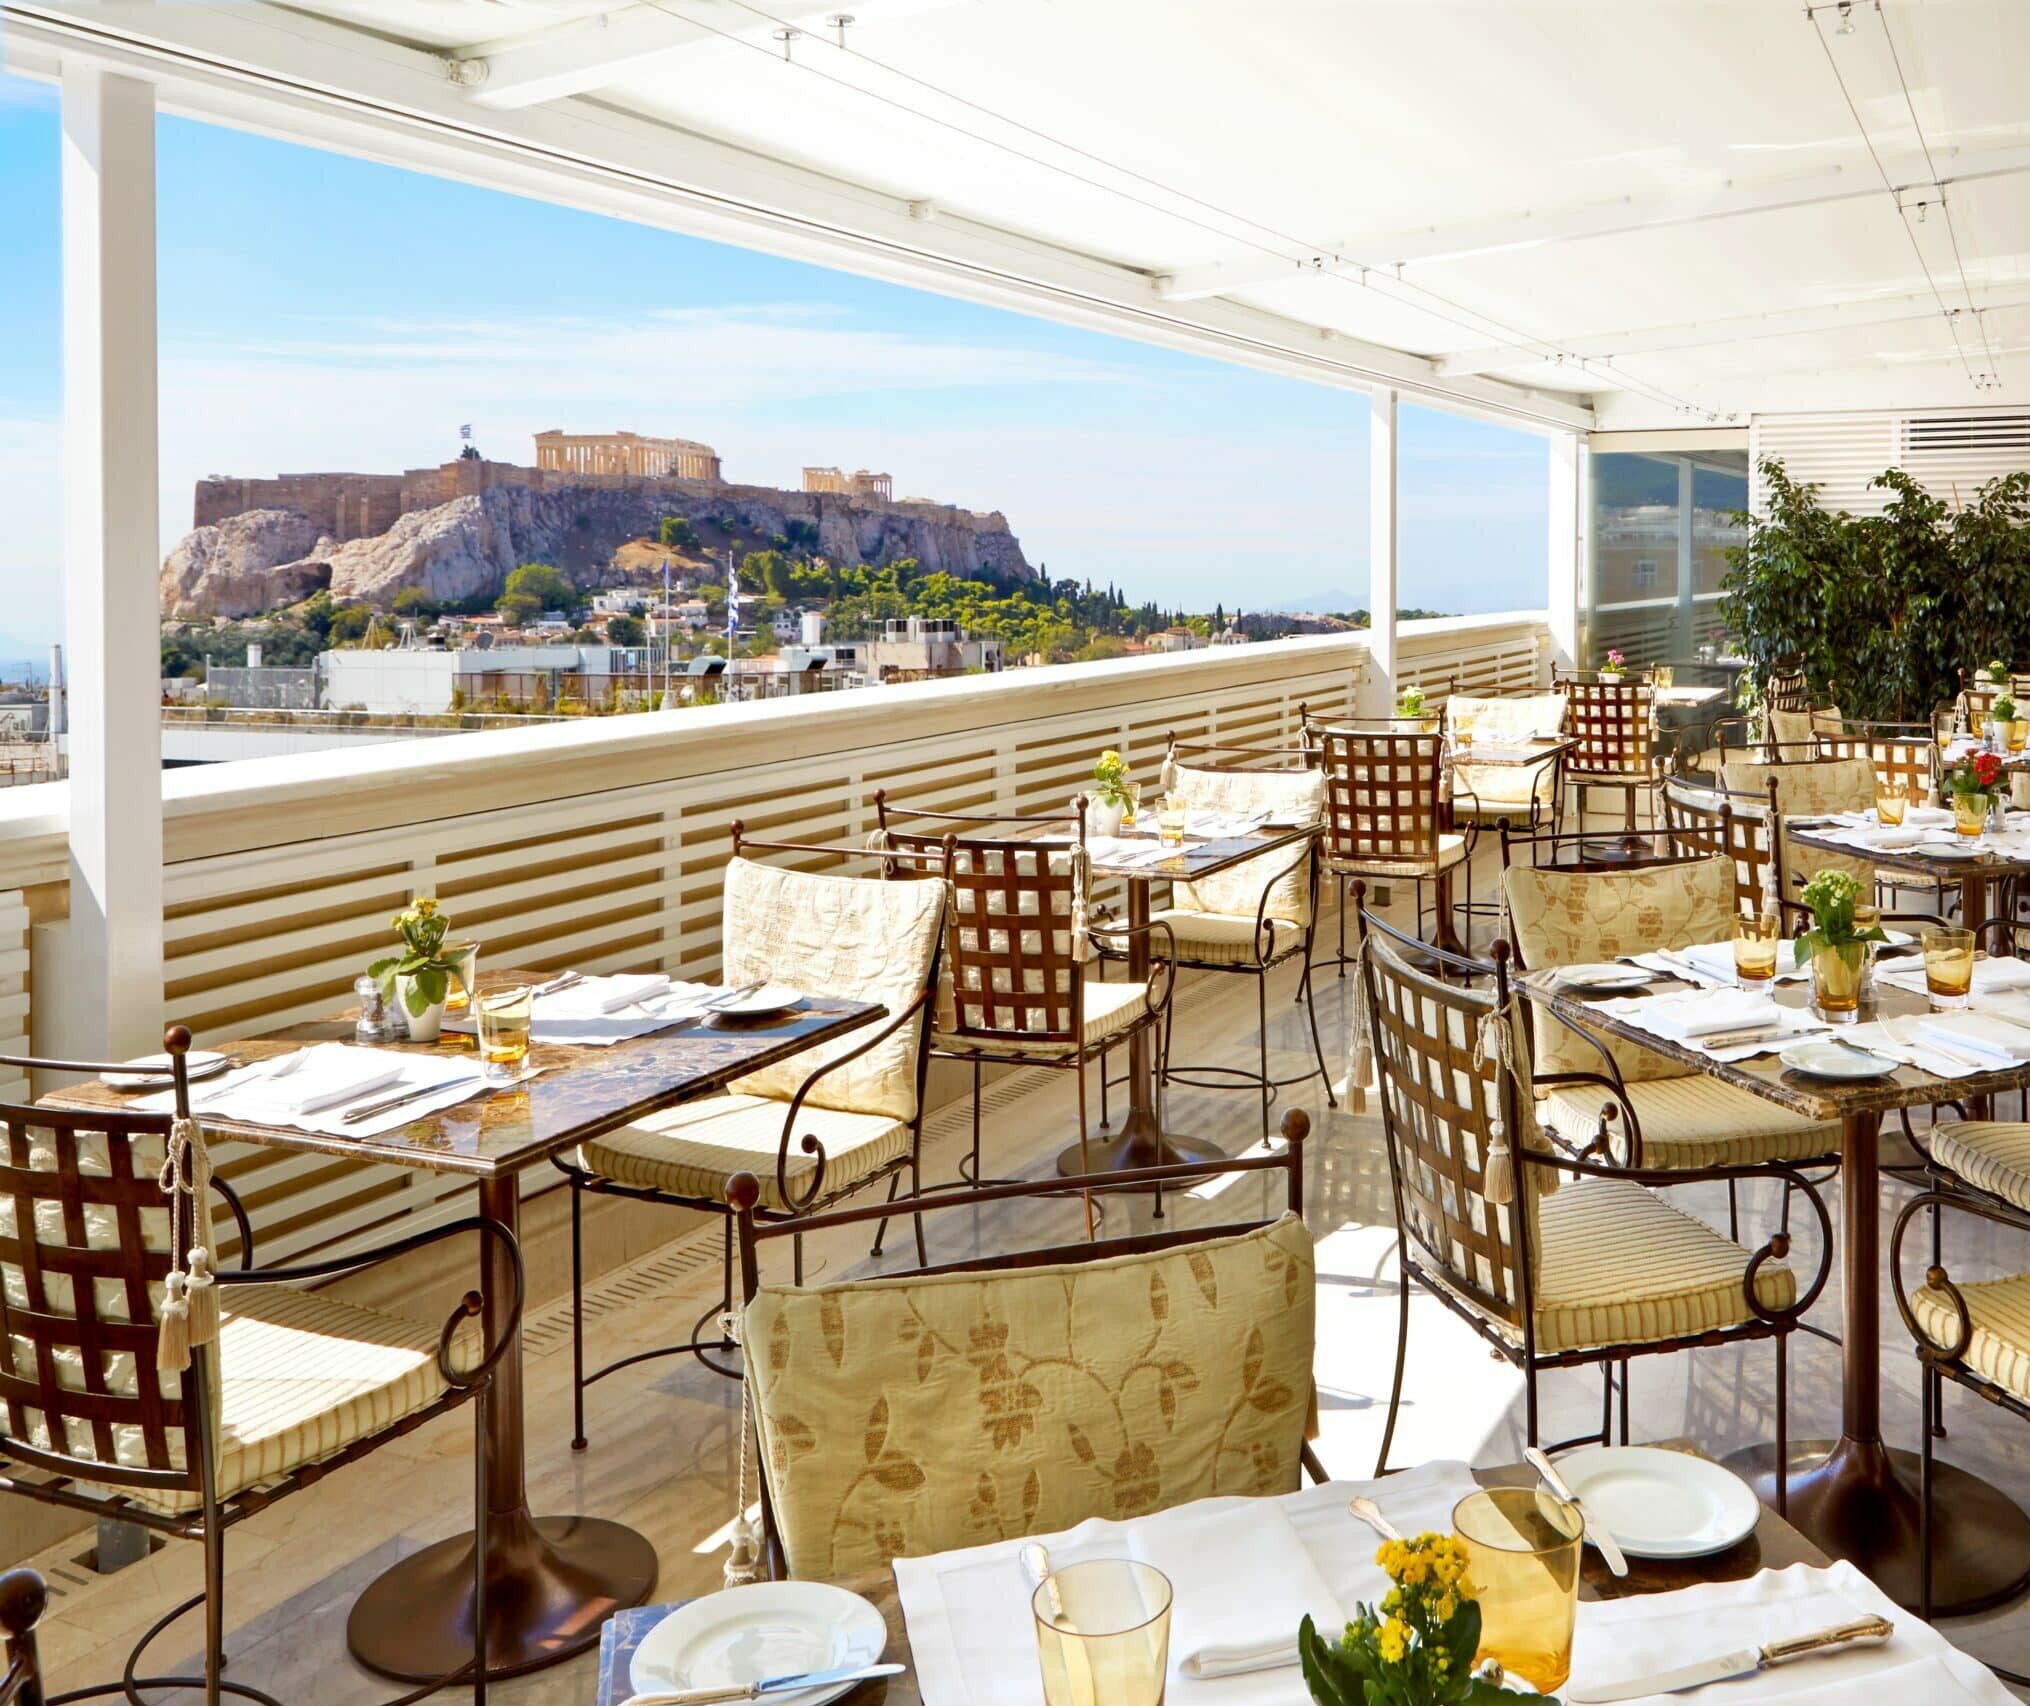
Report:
1952,793,1988,838
1085,792,1126,836
1811,941,1865,1025
396,974,447,1042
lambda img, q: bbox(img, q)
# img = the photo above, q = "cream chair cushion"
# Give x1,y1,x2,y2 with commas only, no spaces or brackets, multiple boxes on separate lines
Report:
1325,833,1468,880
1451,693,1568,814
1720,756,1876,894
1913,1272,2030,1404
1928,1122,2030,1211
577,1094,909,1211
1169,763,1325,927
1527,1179,1794,1355
1146,910,1303,966
100,1287,477,1516
744,1213,1314,1577
725,857,944,1122
1503,854,1733,1084
935,980,1149,1058
1542,1077,1839,1170
1450,692,1568,746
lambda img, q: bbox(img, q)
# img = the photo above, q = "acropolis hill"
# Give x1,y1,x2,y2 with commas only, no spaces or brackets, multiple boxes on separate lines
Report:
160,431,1034,619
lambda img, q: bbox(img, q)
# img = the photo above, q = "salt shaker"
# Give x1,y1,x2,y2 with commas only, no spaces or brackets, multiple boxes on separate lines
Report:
354,973,397,1044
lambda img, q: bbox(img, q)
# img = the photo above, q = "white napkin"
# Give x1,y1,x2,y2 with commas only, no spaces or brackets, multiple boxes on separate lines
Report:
1566,1561,2008,1704
893,1458,1476,1706
1597,989,1826,1061
138,1045,494,1137
264,1044,404,1115
1879,956,2030,998
1129,1503,1342,1680
586,972,671,1013
1678,941,1812,985
1916,1010,2030,1066
1852,1018,1985,1080
444,975,714,1046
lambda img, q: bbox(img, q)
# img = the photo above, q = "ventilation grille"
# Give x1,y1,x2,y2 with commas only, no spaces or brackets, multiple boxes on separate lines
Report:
1751,408,2030,517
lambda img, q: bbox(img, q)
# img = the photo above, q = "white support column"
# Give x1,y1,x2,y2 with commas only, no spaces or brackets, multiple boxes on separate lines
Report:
1362,388,1398,715
61,64,163,1057
1675,455,1696,660
1547,431,1583,678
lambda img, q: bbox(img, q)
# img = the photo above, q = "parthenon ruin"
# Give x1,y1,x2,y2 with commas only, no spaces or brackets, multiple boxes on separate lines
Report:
534,429,722,482
803,466,895,503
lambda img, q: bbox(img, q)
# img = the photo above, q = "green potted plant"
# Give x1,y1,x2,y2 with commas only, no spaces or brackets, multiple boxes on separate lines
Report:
369,897,465,1041
1984,658,2011,687
1086,747,1131,835
1792,868,1886,1024
1397,684,1437,732
1300,1531,1531,1706
1994,693,2025,754
1945,749,2007,838
1599,647,1625,681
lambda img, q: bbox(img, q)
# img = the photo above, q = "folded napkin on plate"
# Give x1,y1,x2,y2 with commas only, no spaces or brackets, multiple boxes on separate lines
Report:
1643,989,1783,1039
1881,956,2030,998
265,1044,405,1116
1904,805,1953,827
1128,1502,1342,1680
1566,1561,2007,1704
1916,1011,2030,1066
585,973,670,1014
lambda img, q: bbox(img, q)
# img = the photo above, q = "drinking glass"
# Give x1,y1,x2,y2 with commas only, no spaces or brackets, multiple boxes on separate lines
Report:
1157,792,1188,848
1733,912,1780,983
1971,707,1989,737
2011,720,2028,755
1952,793,1988,838
475,986,534,1080
1875,785,1907,827
443,941,479,1011
1119,780,1144,830
1655,664,1675,687
1453,1487,1581,1693
1811,941,1865,1023
1924,927,1976,1012
1032,1560,1172,1706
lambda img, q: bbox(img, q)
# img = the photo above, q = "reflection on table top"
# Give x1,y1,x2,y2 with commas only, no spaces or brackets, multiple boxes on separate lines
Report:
42,970,883,1177
1788,817,2030,881
1522,958,2030,1121
1016,820,1320,884
1453,736,1577,767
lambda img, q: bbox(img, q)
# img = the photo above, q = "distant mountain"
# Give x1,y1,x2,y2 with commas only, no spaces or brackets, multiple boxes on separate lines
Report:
1269,590,1363,615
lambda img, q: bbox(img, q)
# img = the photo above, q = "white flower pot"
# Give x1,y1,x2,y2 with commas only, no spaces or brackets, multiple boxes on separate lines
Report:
397,975,447,1042
1085,792,1126,836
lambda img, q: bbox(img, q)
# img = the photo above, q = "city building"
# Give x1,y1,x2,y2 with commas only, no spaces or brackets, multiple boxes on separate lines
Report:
860,616,1003,679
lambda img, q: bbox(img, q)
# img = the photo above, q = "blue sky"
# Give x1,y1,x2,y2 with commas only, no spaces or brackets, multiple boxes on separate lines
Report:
0,72,1548,652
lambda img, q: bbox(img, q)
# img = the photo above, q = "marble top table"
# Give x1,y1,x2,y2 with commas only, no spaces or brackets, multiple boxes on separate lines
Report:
1524,961,2030,1613
1788,813,2030,936
46,972,881,1682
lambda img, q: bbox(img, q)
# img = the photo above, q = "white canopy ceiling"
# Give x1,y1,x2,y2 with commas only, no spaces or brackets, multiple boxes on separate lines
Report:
8,0,2029,432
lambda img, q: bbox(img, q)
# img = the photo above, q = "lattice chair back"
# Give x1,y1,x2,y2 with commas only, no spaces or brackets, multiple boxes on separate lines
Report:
1813,723,1934,801
1564,676,1656,778
0,1086,212,1510
1362,928,1543,1338
1662,778,1774,915
1320,729,1444,867
1168,760,1325,925
1766,663,1812,714
887,828,1085,1047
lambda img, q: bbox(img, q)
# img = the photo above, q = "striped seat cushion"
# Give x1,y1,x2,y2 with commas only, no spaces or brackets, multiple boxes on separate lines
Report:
1145,910,1303,967
1928,1122,2030,1211
1912,1272,2030,1403
1324,834,1468,881
578,1094,909,1212
1541,1078,1840,1171
109,1285,477,1516
1528,1178,1794,1354
934,980,1150,1059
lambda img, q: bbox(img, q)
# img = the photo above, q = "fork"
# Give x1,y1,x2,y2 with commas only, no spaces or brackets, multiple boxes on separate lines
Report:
195,1050,304,1111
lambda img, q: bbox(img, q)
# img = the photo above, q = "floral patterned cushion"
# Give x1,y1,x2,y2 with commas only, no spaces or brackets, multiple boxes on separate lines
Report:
724,858,945,1122
1504,855,1734,1083
1448,693,1567,745
743,1214,1315,1578
1170,764,1326,925
1720,757,1876,894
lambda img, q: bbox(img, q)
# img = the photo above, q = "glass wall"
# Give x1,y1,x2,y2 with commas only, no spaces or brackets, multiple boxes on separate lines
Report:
1586,445,1748,669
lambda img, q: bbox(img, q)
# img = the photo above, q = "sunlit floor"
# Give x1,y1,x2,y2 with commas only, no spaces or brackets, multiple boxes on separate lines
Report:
29,826,2030,1700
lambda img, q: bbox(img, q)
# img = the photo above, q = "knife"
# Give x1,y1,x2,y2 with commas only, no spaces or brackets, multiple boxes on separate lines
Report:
1522,1446,1627,1577
1562,1613,1893,1702
617,1662,905,1705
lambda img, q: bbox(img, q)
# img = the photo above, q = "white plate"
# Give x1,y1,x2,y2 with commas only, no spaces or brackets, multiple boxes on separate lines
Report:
1921,842,1983,859
1780,1038,1898,1079
631,1581,886,1705
1554,1445,1760,1559
1554,964,1653,993
706,983,803,1020
100,1050,231,1090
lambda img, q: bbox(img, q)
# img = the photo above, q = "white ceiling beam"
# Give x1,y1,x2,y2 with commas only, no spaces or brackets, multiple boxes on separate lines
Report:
1435,289,2030,378
460,7,720,111
0,1,1596,433
1155,144,2030,303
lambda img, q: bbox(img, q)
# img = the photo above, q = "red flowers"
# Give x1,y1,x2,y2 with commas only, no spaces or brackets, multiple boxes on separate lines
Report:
1976,752,2003,788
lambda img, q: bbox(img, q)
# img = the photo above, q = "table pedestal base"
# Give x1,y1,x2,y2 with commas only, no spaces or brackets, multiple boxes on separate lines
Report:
347,1510,658,1681
1056,1107,1229,1179
1727,1436,2030,1614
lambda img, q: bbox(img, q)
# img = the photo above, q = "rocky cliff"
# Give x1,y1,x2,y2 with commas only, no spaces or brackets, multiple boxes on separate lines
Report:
160,478,1034,619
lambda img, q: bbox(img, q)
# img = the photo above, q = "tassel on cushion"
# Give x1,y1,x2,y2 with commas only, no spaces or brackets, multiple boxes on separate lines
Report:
1159,744,1178,793
1482,1117,1517,1206
185,1247,220,1348
1343,937,1374,1113
158,1271,192,1374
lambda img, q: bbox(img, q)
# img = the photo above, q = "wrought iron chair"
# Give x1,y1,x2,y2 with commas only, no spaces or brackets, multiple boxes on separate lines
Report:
1316,726,1464,966
874,795,1175,1207
1813,719,1937,802
1445,687,1571,841
724,1111,1320,1579
1661,773,1780,915
1553,669,1671,832
555,829,952,1428
0,1029,520,1706
1355,898,1829,1491
0,1572,42,1706
1114,734,1336,1135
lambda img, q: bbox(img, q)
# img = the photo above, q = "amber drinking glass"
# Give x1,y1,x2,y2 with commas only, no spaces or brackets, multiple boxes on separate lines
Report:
1454,1487,1581,1693
443,941,479,1011
475,986,534,1080
1032,1560,1172,1706
1924,927,1976,1012
2011,719,2028,754
1875,785,1907,827
1120,781,1143,830
1157,793,1188,848
1952,793,1989,838
1733,912,1780,983
1811,941,1865,1023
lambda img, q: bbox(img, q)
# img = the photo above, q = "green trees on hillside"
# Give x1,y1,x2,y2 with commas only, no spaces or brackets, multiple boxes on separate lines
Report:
496,562,580,626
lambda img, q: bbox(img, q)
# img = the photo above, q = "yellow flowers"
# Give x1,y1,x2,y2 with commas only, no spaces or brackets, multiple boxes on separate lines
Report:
1376,1615,1409,1664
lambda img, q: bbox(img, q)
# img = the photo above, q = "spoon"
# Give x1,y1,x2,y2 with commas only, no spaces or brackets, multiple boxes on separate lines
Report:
1347,1495,1402,1542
